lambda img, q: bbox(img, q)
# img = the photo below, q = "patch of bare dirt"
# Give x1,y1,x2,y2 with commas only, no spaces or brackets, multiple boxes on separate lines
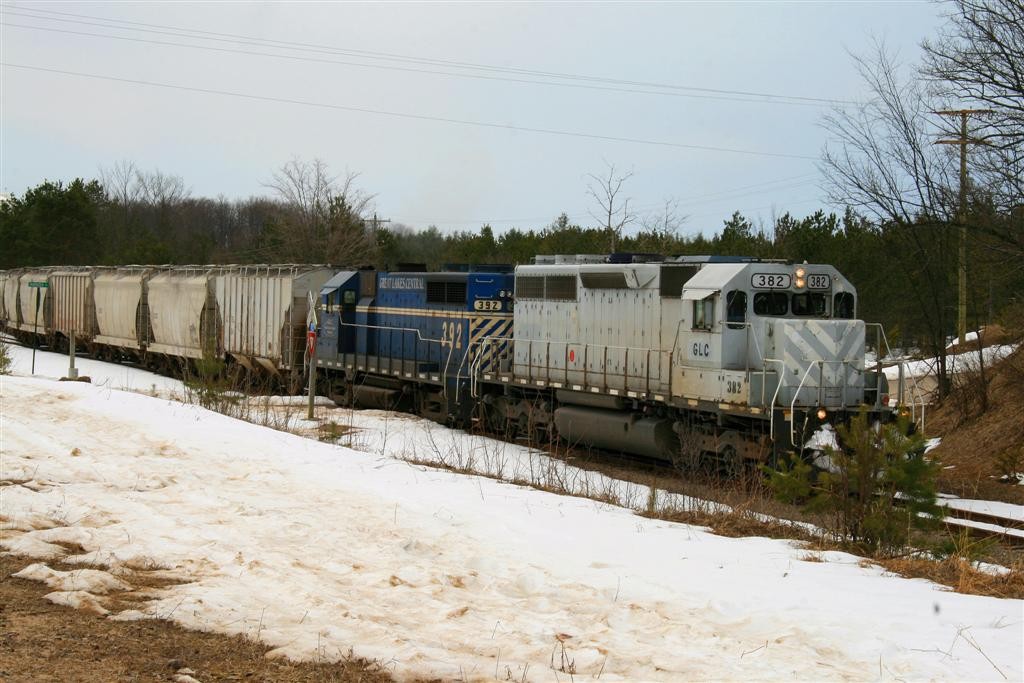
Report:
0,554,393,683
927,345,1024,504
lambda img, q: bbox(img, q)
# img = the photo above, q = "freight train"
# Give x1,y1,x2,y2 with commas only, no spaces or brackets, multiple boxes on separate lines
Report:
0,255,904,467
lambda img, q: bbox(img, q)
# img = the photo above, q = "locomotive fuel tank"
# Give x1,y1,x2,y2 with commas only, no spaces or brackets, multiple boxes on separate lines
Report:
554,405,676,460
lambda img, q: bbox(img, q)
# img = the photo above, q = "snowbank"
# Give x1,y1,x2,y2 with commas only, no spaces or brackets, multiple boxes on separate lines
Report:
3,338,184,396
883,344,1018,381
2,375,1021,681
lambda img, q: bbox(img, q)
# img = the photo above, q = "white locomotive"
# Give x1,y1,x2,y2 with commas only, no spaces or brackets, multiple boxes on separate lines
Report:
478,254,896,465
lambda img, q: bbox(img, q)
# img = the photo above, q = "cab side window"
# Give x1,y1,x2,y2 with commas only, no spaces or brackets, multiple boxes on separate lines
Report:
834,292,855,319
693,297,715,331
726,290,747,329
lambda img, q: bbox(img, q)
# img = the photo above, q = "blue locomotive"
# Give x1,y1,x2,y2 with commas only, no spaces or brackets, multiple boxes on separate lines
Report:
316,266,515,422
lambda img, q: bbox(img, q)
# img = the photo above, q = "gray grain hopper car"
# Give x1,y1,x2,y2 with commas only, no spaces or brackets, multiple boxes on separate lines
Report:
215,264,333,384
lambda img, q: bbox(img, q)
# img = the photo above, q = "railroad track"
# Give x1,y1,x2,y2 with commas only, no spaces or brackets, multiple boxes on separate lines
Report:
938,503,1024,549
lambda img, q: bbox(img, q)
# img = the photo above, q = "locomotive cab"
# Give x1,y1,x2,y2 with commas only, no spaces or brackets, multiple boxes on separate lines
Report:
665,257,891,453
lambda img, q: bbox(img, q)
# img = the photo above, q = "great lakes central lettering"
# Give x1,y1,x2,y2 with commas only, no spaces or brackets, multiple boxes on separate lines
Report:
379,276,425,290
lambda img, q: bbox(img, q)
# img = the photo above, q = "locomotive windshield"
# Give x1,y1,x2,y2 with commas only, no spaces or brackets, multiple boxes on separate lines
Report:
753,292,788,316
791,292,828,317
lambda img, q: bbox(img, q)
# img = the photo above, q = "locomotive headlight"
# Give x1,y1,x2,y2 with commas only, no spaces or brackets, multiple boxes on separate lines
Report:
795,267,806,278
816,408,827,420
795,277,806,289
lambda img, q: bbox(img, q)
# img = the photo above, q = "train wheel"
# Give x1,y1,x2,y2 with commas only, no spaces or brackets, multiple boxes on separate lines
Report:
718,445,744,478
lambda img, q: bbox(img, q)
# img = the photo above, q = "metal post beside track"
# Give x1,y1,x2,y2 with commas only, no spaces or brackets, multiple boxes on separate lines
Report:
67,329,78,380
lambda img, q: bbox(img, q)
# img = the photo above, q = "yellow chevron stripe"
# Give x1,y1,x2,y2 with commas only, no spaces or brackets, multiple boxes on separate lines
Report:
469,318,513,345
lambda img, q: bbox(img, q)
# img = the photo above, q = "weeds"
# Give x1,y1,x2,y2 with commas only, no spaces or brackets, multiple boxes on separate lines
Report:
765,410,941,556
0,337,11,375
170,357,1023,601
993,446,1023,484
879,555,1024,600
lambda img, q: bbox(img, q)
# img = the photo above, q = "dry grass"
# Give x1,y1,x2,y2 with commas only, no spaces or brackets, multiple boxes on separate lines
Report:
0,554,393,682
925,345,1024,504
877,556,1024,600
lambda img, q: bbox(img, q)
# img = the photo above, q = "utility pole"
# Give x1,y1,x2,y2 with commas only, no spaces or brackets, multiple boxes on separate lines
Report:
369,213,391,233
936,108,992,345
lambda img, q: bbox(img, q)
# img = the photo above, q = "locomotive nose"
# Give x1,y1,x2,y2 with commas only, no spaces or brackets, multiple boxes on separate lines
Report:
770,319,866,409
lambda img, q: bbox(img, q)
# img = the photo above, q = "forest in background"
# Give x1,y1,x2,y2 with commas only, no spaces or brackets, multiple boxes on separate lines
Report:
0,165,1018,355
1,0,1022,392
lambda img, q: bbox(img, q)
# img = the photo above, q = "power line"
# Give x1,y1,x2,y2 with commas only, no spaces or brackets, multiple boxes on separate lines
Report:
0,4,858,108
0,19,833,107
1,62,821,161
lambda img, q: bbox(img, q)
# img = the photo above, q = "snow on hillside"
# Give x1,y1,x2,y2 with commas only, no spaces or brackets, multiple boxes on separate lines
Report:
1,356,1022,680
883,343,1018,381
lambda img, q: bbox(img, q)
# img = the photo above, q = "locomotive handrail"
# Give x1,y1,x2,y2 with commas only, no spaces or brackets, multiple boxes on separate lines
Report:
440,337,459,400
338,320,449,381
787,358,862,447
763,358,787,438
338,320,446,346
467,334,514,398
491,336,667,396
865,322,927,429
790,361,822,447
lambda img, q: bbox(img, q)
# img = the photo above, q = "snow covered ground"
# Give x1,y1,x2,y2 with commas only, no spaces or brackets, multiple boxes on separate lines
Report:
2,344,1023,681
2,335,185,397
882,343,1018,381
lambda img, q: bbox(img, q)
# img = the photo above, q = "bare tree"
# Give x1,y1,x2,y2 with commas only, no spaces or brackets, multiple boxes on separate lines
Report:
263,157,376,264
821,45,958,225
136,168,190,208
641,197,687,251
99,160,143,253
921,0,1024,256
820,43,959,394
586,161,635,251
99,159,141,208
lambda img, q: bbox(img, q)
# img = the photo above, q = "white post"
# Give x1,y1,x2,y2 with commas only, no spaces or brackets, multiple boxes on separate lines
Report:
68,329,79,380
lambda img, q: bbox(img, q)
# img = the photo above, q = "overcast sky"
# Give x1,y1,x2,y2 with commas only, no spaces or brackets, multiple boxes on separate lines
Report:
2,1,946,236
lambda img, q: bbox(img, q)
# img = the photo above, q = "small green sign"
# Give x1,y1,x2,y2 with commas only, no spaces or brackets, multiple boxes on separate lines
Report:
28,281,48,288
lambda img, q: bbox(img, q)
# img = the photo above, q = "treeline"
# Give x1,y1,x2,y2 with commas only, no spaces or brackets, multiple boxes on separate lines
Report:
1,169,1020,356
